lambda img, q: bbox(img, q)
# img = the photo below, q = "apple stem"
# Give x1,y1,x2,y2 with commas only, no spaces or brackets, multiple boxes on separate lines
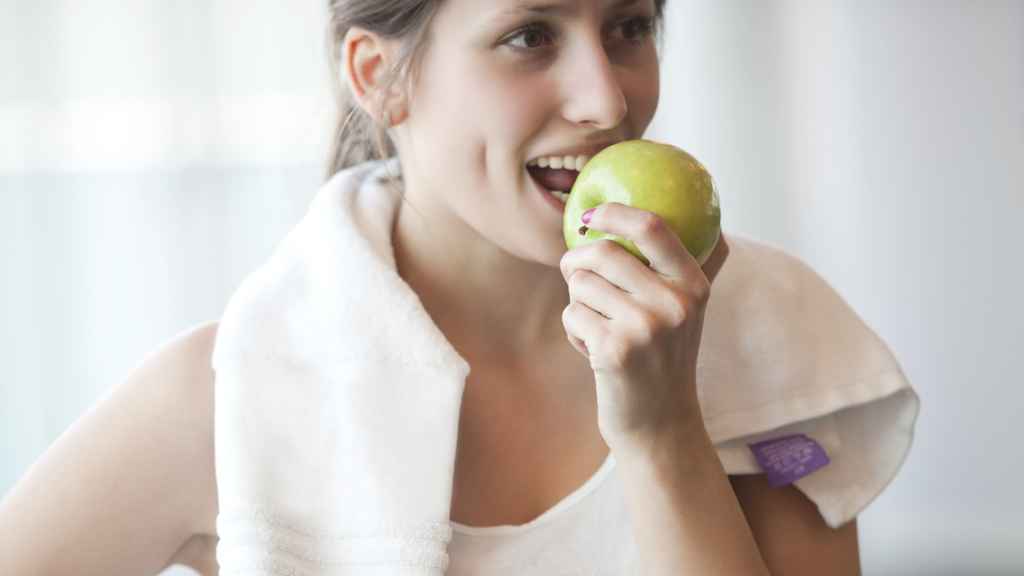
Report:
578,225,589,236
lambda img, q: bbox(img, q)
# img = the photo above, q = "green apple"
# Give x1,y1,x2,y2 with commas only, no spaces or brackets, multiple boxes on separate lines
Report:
563,139,721,266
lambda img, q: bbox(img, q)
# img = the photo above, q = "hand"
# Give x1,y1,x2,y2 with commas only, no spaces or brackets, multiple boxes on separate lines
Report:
559,202,730,455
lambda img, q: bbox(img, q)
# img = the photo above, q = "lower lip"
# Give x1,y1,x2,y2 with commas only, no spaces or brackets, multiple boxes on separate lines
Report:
528,171,568,214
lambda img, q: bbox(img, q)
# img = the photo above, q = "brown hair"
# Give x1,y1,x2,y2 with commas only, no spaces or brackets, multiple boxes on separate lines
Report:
324,0,667,182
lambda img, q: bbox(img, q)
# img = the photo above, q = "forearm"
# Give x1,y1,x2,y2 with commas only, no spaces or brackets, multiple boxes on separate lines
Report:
616,419,770,576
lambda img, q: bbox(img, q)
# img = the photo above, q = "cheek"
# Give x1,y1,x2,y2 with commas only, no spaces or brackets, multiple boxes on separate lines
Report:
624,59,661,135
406,56,485,173
469,63,555,155
418,54,549,149
491,67,552,115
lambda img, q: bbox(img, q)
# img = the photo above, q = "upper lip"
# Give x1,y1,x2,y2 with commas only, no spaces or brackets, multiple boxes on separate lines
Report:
527,140,623,163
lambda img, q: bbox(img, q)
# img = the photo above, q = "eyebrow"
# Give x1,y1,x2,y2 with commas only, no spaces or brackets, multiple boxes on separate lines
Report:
496,0,641,19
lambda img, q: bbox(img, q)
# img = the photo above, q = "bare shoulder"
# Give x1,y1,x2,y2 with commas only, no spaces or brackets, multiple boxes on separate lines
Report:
146,320,221,572
150,320,221,536
0,320,220,575
126,320,221,538
729,474,861,575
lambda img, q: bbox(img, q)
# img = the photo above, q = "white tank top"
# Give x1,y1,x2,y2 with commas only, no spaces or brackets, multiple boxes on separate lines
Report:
446,453,640,574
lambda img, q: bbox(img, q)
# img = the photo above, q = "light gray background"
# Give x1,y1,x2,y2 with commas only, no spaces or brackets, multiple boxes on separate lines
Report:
2,1,1021,575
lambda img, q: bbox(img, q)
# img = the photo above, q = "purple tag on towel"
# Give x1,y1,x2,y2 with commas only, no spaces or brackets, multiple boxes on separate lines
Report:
748,434,830,487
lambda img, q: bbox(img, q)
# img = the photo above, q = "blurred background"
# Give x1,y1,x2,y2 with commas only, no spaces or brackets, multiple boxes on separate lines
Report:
1,1,1021,574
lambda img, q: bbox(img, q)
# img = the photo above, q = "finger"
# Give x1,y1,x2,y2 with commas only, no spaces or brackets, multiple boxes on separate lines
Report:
567,332,590,358
701,232,730,285
561,300,608,359
566,269,637,322
580,202,699,281
560,238,658,297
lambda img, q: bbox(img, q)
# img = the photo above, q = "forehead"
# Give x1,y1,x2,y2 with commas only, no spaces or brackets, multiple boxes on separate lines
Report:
490,0,643,16
452,0,648,22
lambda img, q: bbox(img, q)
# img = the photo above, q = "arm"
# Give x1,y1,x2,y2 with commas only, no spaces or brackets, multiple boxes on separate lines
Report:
0,321,220,575
730,473,861,576
618,419,860,575
617,420,771,575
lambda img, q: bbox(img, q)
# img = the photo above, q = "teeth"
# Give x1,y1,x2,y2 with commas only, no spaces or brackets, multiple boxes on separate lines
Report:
549,190,570,203
527,154,591,172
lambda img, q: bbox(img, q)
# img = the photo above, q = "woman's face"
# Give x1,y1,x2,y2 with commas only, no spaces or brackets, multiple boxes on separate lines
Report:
394,0,661,267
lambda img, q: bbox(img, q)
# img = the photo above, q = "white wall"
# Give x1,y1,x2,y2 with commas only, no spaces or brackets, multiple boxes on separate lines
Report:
2,1,1021,575
649,1,1023,574
0,2,328,575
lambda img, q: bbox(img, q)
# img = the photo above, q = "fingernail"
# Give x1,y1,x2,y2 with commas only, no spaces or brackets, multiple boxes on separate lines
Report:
581,208,595,225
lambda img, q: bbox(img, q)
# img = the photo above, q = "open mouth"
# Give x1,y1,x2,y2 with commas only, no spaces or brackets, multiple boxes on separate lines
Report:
526,154,591,202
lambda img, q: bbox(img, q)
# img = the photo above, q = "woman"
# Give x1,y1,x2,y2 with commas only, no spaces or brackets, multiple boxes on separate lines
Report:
0,1,919,574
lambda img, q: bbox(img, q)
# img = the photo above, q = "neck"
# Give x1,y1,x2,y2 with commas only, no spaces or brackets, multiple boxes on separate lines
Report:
391,189,570,368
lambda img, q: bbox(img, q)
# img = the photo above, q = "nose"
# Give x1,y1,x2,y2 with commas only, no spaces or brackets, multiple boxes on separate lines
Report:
560,41,628,130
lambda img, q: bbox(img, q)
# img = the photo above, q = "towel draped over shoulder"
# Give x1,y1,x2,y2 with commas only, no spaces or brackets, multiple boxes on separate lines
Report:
211,158,920,575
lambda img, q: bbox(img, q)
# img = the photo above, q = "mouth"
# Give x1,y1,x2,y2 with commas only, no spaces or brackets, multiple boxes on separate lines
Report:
525,153,591,202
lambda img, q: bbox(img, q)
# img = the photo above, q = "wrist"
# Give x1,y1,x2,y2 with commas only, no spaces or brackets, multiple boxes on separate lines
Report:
612,412,713,468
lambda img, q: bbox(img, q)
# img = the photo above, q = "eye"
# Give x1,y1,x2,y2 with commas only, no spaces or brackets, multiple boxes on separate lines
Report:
609,16,656,44
502,23,557,51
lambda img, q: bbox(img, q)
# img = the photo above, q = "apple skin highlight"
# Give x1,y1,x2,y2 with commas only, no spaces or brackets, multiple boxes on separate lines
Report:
562,139,722,267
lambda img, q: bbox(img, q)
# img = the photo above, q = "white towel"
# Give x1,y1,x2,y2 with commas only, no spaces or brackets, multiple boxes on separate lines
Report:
211,157,920,574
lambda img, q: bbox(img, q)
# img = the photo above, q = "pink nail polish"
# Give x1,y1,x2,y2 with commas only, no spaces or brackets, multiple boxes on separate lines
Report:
581,208,595,224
